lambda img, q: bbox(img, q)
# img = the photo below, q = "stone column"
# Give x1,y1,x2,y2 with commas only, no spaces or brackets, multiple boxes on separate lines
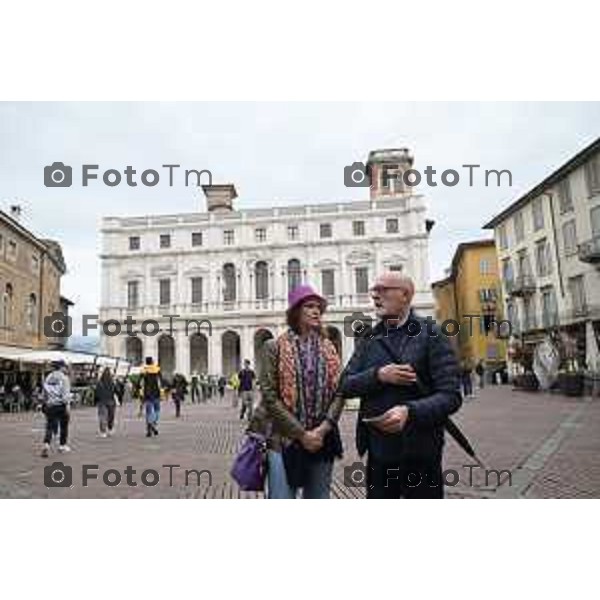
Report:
175,330,190,376
145,333,159,364
241,325,254,365
144,261,153,314
341,328,353,365
208,329,222,375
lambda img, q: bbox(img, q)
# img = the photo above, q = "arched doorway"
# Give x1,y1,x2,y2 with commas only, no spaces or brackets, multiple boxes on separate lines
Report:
222,330,240,377
253,328,274,378
190,333,208,374
325,325,342,357
125,337,143,365
158,334,175,381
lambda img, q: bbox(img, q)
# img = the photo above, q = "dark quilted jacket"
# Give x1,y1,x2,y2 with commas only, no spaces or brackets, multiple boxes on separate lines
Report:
339,312,462,462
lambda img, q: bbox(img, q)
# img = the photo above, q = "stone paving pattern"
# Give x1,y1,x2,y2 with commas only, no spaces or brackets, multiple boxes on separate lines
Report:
0,386,598,499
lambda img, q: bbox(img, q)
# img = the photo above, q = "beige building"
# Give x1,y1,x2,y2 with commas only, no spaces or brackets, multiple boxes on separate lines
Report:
484,136,600,370
0,207,69,350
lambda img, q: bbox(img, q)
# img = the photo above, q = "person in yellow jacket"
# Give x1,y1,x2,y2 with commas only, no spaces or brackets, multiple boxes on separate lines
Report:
139,357,163,437
229,372,240,408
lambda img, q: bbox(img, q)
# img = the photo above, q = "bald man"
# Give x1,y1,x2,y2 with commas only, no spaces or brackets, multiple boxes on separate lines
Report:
339,271,462,499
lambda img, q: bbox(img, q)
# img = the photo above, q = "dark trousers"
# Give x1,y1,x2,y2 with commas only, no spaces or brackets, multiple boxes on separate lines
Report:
191,386,199,403
173,394,182,417
462,374,473,396
239,391,253,420
366,455,444,499
44,404,69,446
97,403,115,433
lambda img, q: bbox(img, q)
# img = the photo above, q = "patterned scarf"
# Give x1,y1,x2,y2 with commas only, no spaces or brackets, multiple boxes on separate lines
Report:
277,328,340,428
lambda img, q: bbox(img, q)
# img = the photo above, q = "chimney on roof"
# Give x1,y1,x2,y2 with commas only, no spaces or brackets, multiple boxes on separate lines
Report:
202,184,237,213
10,205,22,220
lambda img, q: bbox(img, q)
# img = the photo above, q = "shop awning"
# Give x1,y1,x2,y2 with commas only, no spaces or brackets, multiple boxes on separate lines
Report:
0,345,130,373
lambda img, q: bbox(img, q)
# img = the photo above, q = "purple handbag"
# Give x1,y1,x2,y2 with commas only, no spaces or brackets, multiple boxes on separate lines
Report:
230,432,267,492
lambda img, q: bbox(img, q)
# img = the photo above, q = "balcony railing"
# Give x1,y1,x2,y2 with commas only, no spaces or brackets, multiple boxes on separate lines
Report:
578,236,600,264
102,294,379,321
541,310,560,329
506,275,537,297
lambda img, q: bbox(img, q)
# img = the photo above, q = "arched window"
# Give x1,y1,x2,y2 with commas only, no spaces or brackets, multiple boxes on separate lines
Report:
255,261,269,300
3,284,13,328
223,263,236,302
287,259,302,293
27,293,37,332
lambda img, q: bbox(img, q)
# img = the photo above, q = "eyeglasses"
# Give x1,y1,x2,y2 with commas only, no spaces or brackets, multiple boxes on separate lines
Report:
369,285,406,295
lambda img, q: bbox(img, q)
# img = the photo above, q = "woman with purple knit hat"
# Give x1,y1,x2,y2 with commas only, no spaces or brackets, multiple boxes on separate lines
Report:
251,284,345,499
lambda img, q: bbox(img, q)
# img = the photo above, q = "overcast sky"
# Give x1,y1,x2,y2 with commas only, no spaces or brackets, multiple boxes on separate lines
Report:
1,102,599,333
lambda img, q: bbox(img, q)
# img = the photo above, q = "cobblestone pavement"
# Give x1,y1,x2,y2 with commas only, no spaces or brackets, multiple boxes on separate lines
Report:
0,386,597,498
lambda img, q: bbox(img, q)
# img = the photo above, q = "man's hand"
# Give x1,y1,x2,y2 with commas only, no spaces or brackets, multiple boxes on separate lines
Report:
314,420,332,438
301,430,324,453
372,405,410,434
377,364,417,386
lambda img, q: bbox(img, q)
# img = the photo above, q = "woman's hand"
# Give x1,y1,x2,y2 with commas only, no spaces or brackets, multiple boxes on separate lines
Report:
301,430,324,453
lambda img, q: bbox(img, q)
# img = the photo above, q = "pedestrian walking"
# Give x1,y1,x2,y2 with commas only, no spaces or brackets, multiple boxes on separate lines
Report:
123,378,133,404
171,373,188,418
475,360,485,389
250,284,344,499
190,371,200,404
461,360,474,397
114,377,125,406
238,360,256,421
140,357,163,437
40,359,72,458
200,373,209,403
95,367,119,438
229,372,240,408
218,375,226,400
339,271,462,499
208,375,217,400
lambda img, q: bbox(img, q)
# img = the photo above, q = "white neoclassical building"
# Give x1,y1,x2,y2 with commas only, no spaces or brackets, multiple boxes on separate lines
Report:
99,148,434,378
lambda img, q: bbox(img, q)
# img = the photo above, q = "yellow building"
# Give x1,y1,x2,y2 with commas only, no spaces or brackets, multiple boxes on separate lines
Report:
432,240,507,374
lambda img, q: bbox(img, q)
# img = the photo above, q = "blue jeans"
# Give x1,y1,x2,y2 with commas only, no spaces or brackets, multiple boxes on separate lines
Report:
144,397,160,424
267,450,333,499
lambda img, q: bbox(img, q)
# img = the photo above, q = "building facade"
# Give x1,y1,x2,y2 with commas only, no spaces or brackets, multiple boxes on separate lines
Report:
484,136,600,370
0,207,68,350
99,148,435,378
432,240,507,372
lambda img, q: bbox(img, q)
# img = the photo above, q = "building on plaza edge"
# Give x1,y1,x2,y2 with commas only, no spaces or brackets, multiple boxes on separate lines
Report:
99,148,435,378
